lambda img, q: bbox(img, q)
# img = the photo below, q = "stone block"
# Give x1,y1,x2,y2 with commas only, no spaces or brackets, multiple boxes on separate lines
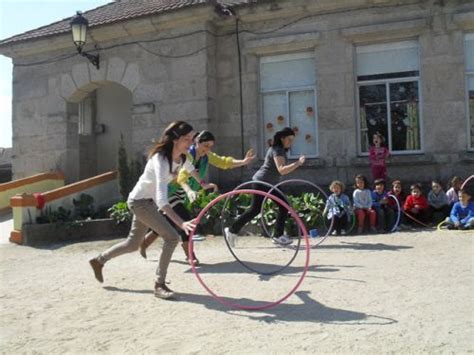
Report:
72,62,91,90
60,74,78,101
131,103,155,115
46,120,68,135
13,76,48,101
421,64,464,102
170,53,207,79
121,63,140,92
340,18,427,44
133,84,165,103
132,115,156,130
159,99,208,121
89,58,107,83
106,57,126,84
162,79,208,102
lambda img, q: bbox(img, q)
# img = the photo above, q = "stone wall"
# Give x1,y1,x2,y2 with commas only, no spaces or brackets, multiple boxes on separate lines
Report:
0,147,12,183
212,0,474,188
5,0,474,188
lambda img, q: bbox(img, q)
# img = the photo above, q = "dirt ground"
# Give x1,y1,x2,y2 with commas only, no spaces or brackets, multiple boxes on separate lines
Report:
0,228,472,354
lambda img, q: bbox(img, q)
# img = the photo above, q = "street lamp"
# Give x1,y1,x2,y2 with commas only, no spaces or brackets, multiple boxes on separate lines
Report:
70,11,100,69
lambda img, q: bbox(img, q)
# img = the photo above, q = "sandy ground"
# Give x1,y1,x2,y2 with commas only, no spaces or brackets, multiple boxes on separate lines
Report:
0,228,473,354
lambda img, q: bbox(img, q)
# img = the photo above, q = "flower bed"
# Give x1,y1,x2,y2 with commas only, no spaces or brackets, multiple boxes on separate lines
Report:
22,218,130,247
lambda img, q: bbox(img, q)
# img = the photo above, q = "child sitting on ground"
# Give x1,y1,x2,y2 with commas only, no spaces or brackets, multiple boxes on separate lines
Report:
428,180,450,224
446,188,474,230
353,174,376,234
387,179,407,230
323,180,352,236
371,179,395,233
404,183,430,227
446,176,463,208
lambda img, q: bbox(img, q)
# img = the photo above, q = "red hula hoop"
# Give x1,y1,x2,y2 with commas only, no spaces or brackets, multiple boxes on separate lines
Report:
188,189,310,311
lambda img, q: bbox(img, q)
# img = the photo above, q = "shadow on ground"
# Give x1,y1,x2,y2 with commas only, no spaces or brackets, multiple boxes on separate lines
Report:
103,286,396,325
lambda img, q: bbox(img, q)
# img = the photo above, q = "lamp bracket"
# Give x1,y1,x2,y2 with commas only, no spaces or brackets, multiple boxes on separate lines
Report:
81,50,100,70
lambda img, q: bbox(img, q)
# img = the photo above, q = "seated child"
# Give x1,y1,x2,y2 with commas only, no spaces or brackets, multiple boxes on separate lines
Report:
371,179,395,232
427,180,450,224
323,180,352,236
387,179,407,229
446,176,463,208
446,188,474,230
403,183,430,227
352,174,376,234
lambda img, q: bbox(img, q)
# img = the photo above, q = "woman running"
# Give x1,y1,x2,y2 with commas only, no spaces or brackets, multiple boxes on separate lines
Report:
139,130,256,262
88,121,198,299
224,127,305,246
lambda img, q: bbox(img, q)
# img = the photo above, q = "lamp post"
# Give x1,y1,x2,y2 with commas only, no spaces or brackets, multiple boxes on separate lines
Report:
70,11,100,69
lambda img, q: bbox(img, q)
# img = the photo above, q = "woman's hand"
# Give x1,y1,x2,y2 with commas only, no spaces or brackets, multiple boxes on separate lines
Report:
186,189,198,203
202,182,218,192
243,149,256,165
298,155,306,166
181,219,197,236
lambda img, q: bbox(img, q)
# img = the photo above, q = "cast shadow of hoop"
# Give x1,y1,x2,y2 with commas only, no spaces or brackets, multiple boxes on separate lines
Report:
103,286,395,325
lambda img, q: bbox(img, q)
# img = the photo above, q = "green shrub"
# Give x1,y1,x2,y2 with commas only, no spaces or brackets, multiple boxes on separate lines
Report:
117,135,144,201
108,201,132,224
36,206,72,224
184,190,325,236
73,193,95,219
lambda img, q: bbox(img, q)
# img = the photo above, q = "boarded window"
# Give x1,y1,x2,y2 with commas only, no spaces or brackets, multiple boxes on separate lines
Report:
260,53,317,157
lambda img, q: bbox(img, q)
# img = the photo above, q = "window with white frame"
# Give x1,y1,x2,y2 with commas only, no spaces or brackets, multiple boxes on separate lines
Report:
465,33,474,151
260,53,317,157
356,41,422,154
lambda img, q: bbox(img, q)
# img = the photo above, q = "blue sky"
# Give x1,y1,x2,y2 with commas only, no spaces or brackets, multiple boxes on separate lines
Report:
0,0,112,148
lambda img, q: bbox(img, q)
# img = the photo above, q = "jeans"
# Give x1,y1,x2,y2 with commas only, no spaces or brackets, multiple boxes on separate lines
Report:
99,199,180,284
229,183,287,238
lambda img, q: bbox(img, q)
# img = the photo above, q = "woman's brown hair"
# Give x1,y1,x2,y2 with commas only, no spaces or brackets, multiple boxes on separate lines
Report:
148,121,193,172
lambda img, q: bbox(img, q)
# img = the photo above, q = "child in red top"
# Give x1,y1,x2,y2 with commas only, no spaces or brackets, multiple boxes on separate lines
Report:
369,132,390,181
403,183,430,226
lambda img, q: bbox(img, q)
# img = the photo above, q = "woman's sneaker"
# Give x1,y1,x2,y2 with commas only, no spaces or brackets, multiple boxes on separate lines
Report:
272,235,293,246
192,234,206,241
224,227,237,247
154,283,174,299
89,257,104,283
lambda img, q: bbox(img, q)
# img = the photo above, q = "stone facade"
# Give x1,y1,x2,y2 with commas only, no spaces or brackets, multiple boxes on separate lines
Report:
0,147,12,182
1,0,473,188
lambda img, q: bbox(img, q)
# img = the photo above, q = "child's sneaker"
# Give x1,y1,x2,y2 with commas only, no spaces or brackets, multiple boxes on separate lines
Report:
341,229,347,236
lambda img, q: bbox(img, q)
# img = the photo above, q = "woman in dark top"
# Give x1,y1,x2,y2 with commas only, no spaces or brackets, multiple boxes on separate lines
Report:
224,127,305,246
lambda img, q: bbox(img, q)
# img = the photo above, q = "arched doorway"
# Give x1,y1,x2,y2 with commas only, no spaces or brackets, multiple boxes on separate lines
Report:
74,82,132,179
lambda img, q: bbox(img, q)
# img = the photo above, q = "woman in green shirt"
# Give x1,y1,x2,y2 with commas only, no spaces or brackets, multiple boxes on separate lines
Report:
140,130,255,263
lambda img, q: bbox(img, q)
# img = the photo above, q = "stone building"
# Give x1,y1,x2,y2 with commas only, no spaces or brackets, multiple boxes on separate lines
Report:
0,148,12,183
0,0,472,189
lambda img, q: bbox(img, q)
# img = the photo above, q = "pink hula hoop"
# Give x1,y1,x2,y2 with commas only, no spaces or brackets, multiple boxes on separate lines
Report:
188,189,310,311
402,210,432,228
